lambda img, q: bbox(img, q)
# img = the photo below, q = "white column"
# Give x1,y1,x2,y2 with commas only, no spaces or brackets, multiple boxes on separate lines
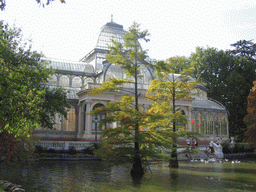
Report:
84,99,92,138
77,102,83,137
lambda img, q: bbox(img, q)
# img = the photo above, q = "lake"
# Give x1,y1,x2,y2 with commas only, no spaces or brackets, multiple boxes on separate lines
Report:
0,159,255,192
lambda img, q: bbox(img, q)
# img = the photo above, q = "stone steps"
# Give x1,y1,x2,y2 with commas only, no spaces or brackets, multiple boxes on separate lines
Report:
178,150,218,161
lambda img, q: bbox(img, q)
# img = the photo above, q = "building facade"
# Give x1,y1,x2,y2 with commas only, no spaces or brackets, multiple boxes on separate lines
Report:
34,20,229,143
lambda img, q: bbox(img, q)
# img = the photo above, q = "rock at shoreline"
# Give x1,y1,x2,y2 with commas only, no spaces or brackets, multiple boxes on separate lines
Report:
0,180,25,192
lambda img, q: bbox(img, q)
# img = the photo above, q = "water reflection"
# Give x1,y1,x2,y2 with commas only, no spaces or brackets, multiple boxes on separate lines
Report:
0,161,255,192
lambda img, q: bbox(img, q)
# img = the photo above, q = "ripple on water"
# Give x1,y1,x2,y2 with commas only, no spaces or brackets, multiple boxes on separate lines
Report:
0,161,256,192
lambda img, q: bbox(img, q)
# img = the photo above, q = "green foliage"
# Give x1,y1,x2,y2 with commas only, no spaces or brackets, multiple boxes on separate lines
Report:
91,23,198,169
222,141,231,154
11,134,38,164
68,146,77,155
165,56,192,74
222,142,255,154
34,145,44,154
189,46,256,141
0,21,70,137
228,40,256,62
91,95,174,162
82,147,94,155
36,0,66,7
0,0,65,11
46,148,56,153
0,129,38,164
147,58,199,167
0,0,5,11
92,23,171,173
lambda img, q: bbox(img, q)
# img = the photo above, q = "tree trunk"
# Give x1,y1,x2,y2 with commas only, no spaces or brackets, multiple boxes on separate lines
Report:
130,151,144,177
130,45,144,177
169,143,179,168
169,75,179,168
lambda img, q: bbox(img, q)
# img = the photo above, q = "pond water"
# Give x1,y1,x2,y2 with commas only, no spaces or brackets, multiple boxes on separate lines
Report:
0,159,255,192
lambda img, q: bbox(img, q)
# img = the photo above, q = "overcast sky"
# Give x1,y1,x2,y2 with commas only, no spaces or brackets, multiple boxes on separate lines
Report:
1,0,256,61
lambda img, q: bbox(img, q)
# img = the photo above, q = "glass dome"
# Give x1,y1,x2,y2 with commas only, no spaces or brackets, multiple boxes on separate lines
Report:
96,21,126,50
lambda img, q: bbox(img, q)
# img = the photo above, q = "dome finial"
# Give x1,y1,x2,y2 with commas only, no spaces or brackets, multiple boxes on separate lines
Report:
111,14,113,22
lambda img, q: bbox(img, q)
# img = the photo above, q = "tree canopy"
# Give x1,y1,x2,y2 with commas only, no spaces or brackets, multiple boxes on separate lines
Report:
147,59,198,168
90,23,198,176
227,40,256,62
0,21,70,137
189,46,256,141
90,22,152,177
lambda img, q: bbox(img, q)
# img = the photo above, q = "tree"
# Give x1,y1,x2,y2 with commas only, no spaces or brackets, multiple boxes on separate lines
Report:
0,129,19,161
147,60,197,168
0,21,70,137
189,47,256,141
165,56,191,74
0,0,65,11
0,129,38,164
227,40,256,62
90,22,186,177
244,81,256,146
90,22,152,177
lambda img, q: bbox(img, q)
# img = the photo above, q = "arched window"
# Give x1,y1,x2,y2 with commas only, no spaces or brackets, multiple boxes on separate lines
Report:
207,115,214,135
196,113,206,134
72,76,82,88
200,114,206,135
92,104,106,132
59,75,69,87
221,116,228,135
215,116,220,137
85,78,94,84
195,112,200,133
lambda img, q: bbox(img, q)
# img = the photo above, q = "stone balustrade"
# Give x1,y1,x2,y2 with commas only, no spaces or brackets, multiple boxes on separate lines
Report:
38,141,93,150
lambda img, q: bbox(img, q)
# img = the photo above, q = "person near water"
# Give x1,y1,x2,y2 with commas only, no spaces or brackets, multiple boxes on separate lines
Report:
194,140,198,147
186,138,190,146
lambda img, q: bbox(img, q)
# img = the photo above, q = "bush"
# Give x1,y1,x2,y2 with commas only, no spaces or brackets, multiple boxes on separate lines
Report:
222,141,231,154
92,142,100,150
245,144,256,153
232,143,245,153
68,146,77,155
222,142,256,154
82,143,101,155
34,145,44,154
47,148,56,153
82,147,94,155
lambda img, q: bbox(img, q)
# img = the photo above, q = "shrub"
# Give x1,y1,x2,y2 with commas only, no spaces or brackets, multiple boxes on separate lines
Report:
245,143,256,153
222,141,231,154
82,147,94,155
47,148,56,153
34,145,44,154
68,146,77,155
